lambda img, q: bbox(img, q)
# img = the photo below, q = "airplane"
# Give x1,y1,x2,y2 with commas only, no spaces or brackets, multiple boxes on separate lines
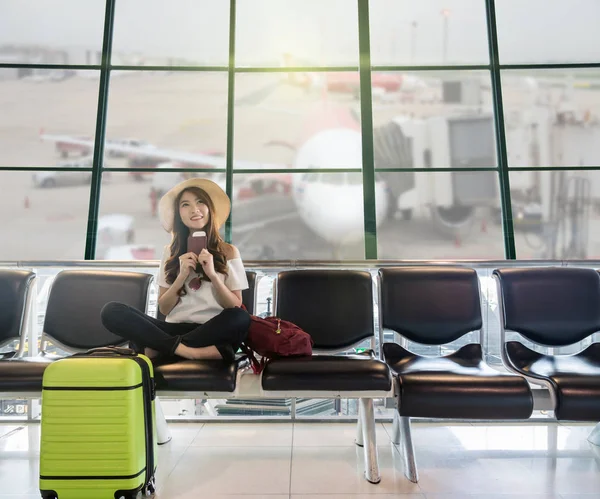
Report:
39,106,390,256
39,72,496,255
41,83,503,256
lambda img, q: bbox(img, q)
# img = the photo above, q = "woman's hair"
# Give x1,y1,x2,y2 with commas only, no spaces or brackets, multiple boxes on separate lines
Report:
164,186,230,295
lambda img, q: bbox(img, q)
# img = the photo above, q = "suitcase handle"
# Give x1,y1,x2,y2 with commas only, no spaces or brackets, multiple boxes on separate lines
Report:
72,346,138,357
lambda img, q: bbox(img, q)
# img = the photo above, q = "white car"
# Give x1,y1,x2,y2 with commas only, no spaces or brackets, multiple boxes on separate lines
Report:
32,156,110,188
33,156,93,188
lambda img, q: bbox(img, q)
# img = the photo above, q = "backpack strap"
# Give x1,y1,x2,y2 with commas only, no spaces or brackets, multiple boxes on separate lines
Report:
240,343,268,374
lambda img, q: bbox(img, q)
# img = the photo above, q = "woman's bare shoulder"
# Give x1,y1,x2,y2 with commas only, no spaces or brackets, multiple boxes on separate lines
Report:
221,243,241,260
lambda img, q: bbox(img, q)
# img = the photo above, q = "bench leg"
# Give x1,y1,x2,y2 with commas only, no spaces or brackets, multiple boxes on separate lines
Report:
359,398,381,484
155,397,172,445
391,410,401,445
398,415,418,483
355,402,364,447
587,422,600,447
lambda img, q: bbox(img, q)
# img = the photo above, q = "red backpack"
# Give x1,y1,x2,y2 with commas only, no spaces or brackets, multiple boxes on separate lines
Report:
240,307,313,374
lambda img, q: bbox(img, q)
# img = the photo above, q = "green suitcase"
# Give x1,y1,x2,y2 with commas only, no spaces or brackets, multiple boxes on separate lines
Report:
39,347,157,499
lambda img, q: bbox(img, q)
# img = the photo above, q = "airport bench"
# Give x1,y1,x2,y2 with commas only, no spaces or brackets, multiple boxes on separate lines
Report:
0,269,255,396
0,269,153,394
154,269,393,484
1,264,599,485
0,267,390,484
0,268,257,449
261,269,393,484
494,267,600,423
0,269,36,360
379,266,534,483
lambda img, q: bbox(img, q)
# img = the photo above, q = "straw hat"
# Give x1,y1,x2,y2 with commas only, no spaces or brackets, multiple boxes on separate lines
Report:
158,178,231,232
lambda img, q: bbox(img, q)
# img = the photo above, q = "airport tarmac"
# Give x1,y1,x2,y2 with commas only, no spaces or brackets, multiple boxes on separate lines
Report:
2,72,600,262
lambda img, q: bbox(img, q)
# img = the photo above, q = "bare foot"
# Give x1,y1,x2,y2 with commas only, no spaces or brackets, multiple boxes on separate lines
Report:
144,348,160,360
174,343,222,360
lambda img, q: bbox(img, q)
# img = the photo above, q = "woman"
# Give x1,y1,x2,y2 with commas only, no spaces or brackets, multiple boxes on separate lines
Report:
101,178,250,362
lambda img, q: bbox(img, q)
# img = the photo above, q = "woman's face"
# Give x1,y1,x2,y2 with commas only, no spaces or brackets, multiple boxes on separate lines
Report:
178,190,210,231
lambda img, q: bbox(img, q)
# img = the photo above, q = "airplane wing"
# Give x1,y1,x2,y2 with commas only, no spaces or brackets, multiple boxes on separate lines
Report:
40,133,290,170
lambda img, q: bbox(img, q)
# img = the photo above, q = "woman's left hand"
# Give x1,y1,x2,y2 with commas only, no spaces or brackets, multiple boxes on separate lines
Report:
197,248,217,279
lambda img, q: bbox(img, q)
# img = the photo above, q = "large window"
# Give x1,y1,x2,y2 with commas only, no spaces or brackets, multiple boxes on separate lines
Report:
3,0,600,421
1,0,600,262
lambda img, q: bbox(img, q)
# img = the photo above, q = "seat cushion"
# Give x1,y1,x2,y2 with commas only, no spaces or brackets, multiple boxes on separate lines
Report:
383,343,533,419
261,355,392,392
506,341,600,421
0,358,52,392
154,358,239,392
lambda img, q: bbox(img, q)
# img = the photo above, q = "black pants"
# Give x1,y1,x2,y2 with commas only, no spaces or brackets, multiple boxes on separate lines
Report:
100,302,250,361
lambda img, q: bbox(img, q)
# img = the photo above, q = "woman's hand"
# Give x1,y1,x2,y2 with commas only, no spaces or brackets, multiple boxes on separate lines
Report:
176,252,198,283
197,248,217,279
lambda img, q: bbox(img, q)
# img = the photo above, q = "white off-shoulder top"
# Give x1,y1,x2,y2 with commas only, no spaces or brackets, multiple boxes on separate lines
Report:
158,245,249,324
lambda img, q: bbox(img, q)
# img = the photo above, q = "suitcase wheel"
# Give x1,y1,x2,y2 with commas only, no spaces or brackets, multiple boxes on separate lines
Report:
115,493,141,499
143,475,156,496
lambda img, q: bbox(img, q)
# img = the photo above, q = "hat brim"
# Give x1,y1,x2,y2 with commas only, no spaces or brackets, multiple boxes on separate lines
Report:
158,178,231,233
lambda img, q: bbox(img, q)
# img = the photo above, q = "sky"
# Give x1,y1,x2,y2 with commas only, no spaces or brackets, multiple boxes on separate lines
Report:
0,0,599,65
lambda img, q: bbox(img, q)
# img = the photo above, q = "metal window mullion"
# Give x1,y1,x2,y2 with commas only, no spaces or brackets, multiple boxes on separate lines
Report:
373,62,600,72
224,0,237,244
233,168,362,175
375,167,499,173
484,0,516,260
372,64,490,72
234,66,358,73
0,166,95,172
104,167,228,174
84,0,116,260
0,63,101,71
110,65,228,72
499,62,600,70
5,61,600,72
509,166,600,172
357,0,377,260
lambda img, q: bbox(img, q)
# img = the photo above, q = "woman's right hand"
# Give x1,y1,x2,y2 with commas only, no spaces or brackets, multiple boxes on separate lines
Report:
176,252,198,282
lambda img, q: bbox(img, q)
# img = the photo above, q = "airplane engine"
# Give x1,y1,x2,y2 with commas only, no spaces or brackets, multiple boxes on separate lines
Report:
431,204,476,233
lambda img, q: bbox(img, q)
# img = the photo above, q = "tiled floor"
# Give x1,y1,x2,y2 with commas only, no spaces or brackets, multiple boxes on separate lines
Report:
1,421,599,498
